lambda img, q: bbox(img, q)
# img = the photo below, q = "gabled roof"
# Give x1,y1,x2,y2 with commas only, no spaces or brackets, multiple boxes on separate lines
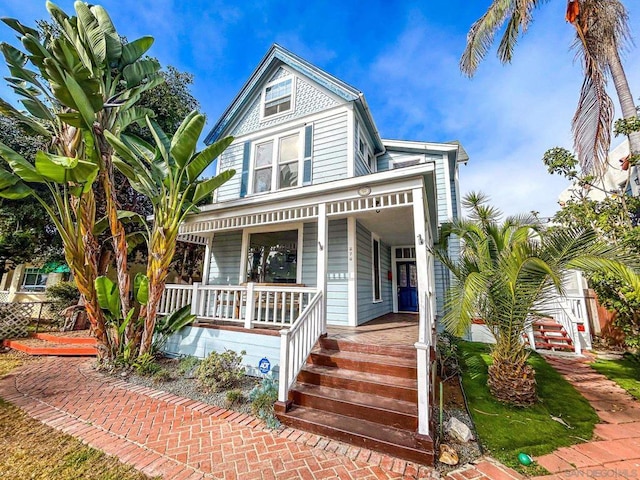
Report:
205,44,384,152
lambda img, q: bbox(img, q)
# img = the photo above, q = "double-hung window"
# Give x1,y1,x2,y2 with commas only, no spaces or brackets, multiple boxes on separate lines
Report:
372,235,382,302
252,131,301,194
263,76,293,118
21,268,47,292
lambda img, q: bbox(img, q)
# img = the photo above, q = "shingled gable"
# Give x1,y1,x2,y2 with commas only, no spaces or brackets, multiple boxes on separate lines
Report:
204,43,384,153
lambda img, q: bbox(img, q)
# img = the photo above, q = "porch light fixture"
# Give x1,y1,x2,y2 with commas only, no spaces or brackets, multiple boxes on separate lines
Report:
357,186,371,197
417,234,424,245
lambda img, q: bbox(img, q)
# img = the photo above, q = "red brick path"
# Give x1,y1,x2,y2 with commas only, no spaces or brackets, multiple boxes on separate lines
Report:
0,357,440,479
534,354,640,479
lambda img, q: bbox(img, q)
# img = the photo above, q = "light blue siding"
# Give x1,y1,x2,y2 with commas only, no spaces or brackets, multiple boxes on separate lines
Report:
354,155,370,177
327,219,349,325
209,231,242,285
216,143,244,203
356,221,393,325
163,326,280,377
313,112,348,184
230,76,339,138
302,222,317,287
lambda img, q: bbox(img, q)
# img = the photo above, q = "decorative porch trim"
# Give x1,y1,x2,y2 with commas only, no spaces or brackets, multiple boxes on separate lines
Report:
176,233,209,245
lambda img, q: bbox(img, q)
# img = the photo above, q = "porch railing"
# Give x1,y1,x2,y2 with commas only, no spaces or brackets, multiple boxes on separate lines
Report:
158,283,317,329
549,294,591,355
278,290,324,402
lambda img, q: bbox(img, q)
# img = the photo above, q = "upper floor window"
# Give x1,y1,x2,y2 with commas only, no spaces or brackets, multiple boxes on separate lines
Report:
22,267,47,292
252,131,301,194
356,121,375,173
263,76,294,119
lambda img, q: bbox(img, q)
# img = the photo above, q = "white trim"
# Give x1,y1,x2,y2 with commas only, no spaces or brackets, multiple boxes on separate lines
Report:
260,74,296,122
248,127,305,196
412,186,431,344
347,217,357,326
317,203,328,318
441,153,453,220
371,233,382,303
382,138,459,152
346,104,355,177
240,222,304,285
199,162,434,215
391,245,418,314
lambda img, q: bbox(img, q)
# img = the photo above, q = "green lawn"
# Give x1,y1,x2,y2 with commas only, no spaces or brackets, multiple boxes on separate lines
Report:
591,353,640,400
0,353,155,480
458,342,599,472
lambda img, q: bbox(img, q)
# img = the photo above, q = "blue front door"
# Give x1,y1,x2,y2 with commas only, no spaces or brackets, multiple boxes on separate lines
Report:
397,262,418,312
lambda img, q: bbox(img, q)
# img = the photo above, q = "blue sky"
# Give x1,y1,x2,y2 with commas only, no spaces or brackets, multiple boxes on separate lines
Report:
2,0,640,218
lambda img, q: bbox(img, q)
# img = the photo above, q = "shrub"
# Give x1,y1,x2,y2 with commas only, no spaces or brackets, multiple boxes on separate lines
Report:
152,368,173,383
133,353,160,376
249,376,280,429
177,355,200,377
45,281,80,325
225,389,244,407
196,349,246,392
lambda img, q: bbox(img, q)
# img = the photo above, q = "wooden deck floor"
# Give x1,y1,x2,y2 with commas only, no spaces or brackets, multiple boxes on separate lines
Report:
326,313,419,347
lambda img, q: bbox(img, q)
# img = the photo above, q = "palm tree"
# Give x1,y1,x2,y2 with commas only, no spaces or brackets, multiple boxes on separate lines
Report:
437,192,637,405
461,0,639,178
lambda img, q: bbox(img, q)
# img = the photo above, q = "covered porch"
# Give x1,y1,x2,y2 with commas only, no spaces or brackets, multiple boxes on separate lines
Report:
164,164,439,438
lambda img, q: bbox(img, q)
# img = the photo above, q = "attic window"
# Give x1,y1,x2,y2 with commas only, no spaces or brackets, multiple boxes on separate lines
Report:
263,77,293,118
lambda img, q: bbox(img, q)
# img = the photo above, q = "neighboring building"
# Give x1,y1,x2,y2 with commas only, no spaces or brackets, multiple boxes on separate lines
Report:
0,263,68,303
160,44,467,463
559,140,632,204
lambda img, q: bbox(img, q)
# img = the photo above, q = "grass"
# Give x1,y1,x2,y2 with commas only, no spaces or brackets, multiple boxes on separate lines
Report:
0,353,154,480
458,341,599,473
591,353,640,400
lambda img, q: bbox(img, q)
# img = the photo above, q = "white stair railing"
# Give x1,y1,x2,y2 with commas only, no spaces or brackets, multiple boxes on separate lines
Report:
278,291,324,403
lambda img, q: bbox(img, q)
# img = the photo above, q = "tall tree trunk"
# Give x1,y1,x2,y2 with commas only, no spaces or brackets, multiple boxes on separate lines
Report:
609,49,640,186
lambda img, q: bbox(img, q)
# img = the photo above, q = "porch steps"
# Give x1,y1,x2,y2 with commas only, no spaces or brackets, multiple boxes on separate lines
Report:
3,333,97,356
276,337,434,465
532,318,574,351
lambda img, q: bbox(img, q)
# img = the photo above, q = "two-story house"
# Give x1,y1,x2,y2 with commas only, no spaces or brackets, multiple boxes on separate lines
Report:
161,44,467,465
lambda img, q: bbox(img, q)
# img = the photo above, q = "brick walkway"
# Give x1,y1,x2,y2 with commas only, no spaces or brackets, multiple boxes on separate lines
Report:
0,357,441,479
534,354,640,479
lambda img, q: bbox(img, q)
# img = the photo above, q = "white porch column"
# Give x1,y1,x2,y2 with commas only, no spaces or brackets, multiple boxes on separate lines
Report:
347,217,357,326
317,203,328,333
201,235,214,285
412,186,432,437
412,187,431,343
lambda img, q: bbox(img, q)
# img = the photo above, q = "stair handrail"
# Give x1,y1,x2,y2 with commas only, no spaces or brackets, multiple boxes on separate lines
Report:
278,290,325,403
546,295,582,355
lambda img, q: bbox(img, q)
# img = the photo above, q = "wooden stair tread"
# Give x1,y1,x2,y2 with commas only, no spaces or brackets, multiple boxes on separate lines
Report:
278,406,432,464
292,382,417,416
301,363,417,389
535,342,574,350
318,338,416,359
311,348,417,368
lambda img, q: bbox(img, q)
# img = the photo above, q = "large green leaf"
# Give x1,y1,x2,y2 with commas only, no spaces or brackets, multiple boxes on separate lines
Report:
0,141,41,183
0,168,20,190
119,73,164,110
114,106,155,133
170,112,204,168
94,276,121,320
74,1,106,66
0,180,33,199
91,5,121,65
1,17,40,38
133,273,149,305
21,98,55,121
192,169,236,204
57,112,83,128
0,98,51,137
35,151,99,185
119,36,154,68
186,136,234,182
94,210,148,236
123,58,160,88
145,117,171,162
46,1,70,30
62,72,96,127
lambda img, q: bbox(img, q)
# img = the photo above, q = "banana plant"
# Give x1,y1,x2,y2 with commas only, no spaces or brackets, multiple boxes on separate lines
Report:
105,111,234,355
95,272,149,360
0,1,164,360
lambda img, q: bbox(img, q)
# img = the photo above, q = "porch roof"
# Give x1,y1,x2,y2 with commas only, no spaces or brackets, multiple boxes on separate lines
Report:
179,162,438,241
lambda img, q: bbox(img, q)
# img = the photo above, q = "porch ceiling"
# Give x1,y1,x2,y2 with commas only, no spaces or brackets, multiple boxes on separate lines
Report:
353,206,415,245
